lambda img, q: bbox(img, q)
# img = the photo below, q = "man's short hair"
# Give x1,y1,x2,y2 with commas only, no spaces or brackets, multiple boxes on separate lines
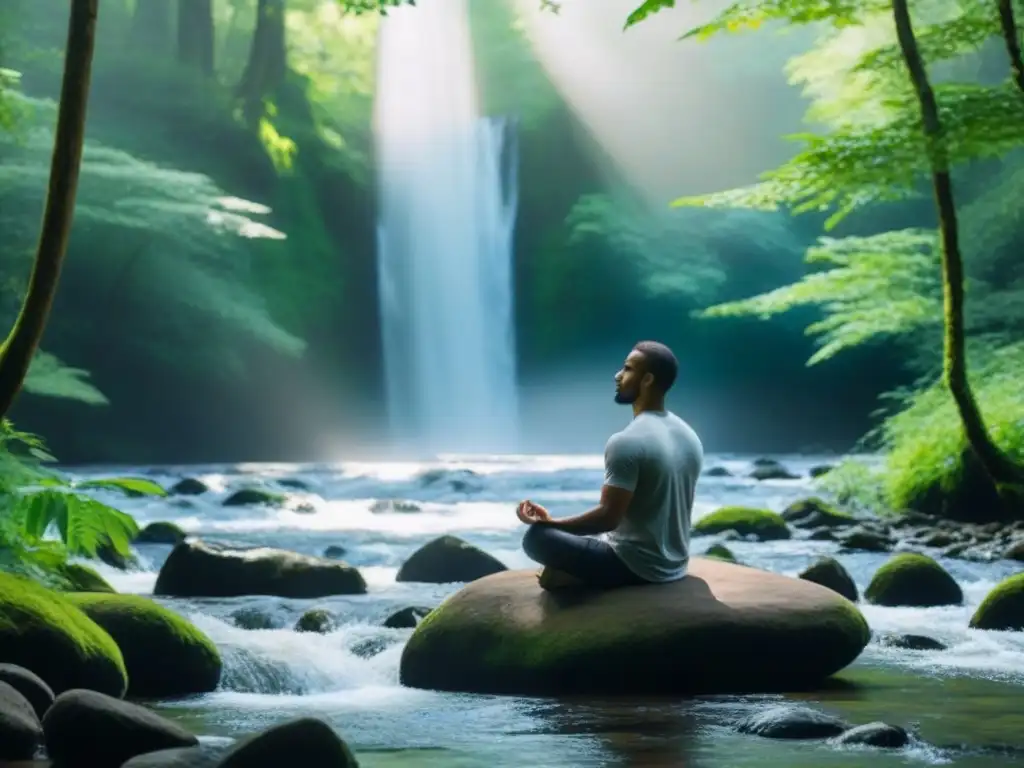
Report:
633,341,678,393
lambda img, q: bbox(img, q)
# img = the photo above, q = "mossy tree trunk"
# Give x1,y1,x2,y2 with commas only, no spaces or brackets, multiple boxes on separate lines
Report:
0,0,100,421
997,0,1024,93
177,0,215,76
891,0,1024,509
237,0,287,123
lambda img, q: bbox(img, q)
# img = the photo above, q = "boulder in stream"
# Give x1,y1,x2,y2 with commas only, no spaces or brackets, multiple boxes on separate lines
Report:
399,558,870,696
66,593,222,698
781,497,854,529
865,553,962,607
736,704,849,739
43,689,198,767
396,535,507,583
969,573,1024,631
0,679,42,760
0,572,127,697
134,521,187,545
0,663,54,719
217,716,358,768
154,539,367,598
798,557,858,602
692,507,791,541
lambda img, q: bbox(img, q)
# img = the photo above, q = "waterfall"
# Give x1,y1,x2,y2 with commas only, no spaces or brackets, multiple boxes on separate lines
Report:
374,0,520,455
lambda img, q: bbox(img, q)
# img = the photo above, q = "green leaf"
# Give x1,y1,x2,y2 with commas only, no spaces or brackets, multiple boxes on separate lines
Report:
626,0,677,29
12,490,140,558
75,477,167,498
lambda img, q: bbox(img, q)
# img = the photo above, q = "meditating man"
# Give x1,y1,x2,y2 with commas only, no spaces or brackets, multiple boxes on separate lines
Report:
517,341,703,590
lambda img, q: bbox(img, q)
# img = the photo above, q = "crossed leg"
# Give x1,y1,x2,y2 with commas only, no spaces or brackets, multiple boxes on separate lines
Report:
521,523,649,590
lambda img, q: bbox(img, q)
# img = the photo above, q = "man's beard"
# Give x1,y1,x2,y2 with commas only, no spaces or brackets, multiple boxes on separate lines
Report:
614,388,637,405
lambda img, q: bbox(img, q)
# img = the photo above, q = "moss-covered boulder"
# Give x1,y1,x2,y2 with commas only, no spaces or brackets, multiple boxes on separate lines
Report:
864,553,963,607
57,563,116,594
798,557,858,602
693,507,791,541
155,539,367,598
396,535,508,583
969,573,1024,631
66,593,221,699
0,573,127,697
781,498,855,529
400,558,870,695
169,478,208,496
134,522,187,545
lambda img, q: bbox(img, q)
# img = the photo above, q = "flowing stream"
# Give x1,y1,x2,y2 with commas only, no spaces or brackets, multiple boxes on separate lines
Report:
374,0,520,455
73,453,1024,767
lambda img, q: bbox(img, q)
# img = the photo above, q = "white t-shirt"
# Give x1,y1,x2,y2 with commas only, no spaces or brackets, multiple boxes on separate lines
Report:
603,410,703,582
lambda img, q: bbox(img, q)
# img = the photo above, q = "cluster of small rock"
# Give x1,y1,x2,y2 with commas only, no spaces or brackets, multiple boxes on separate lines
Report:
696,497,1024,632
0,668,357,767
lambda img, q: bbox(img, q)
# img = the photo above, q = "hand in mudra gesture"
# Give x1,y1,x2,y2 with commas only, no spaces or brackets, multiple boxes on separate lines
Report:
516,499,551,525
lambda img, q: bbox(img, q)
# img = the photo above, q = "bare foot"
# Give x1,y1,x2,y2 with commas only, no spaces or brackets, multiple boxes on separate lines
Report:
537,567,586,591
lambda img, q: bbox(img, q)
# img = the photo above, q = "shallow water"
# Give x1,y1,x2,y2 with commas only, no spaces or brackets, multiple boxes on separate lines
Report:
69,453,1024,767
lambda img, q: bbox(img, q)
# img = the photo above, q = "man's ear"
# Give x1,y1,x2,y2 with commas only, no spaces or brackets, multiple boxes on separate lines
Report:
642,372,654,390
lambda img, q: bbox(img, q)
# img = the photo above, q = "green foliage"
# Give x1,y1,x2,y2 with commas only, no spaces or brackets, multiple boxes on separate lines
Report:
0,90,305,392
24,351,108,406
0,422,141,583
698,230,943,363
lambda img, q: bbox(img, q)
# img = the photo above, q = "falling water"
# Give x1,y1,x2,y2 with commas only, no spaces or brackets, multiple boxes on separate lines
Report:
374,0,520,455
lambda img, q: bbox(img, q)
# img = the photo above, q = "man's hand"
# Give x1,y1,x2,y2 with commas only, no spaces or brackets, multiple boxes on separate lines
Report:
516,499,552,525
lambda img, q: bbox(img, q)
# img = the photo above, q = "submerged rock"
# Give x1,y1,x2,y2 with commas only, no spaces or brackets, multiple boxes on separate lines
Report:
384,606,433,629
838,527,894,553
295,609,334,634
396,535,507,584
833,722,910,748
400,558,870,696
798,557,858,603
154,539,367,599
0,572,127,697
66,593,222,698
865,553,962,607
222,488,287,507
169,478,208,496
748,460,800,481
692,507,791,541
969,573,1024,631
736,704,849,739
231,608,279,631
876,632,947,651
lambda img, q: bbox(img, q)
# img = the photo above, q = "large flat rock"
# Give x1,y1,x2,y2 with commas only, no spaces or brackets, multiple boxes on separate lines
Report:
399,558,870,696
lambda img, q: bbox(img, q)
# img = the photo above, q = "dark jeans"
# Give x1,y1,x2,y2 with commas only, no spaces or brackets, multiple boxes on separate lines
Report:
522,524,650,589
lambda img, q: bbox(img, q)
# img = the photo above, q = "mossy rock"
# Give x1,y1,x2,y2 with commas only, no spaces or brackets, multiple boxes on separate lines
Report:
0,572,127,697
969,573,1024,631
400,559,870,695
693,507,791,541
66,593,221,698
781,498,855,528
294,609,334,634
56,564,116,594
134,522,187,545
703,543,737,563
222,488,287,507
864,553,963,607
798,557,858,603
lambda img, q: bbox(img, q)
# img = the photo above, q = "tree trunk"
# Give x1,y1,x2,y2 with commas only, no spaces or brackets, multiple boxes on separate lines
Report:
130,0,174,56
177,0,215,76
891,0,1024,500
0,0,100,421
237,0,288,123
997,0,1024,93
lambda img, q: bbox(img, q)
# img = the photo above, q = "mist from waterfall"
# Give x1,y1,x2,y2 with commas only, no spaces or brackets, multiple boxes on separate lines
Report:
374,0,520,456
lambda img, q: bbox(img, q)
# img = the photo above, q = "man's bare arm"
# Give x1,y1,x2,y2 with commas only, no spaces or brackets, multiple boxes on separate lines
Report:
547,485,633,535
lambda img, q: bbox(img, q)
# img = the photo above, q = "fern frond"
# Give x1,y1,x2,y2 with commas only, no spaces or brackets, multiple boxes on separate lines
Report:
696,230,943,363
15,490,139,558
